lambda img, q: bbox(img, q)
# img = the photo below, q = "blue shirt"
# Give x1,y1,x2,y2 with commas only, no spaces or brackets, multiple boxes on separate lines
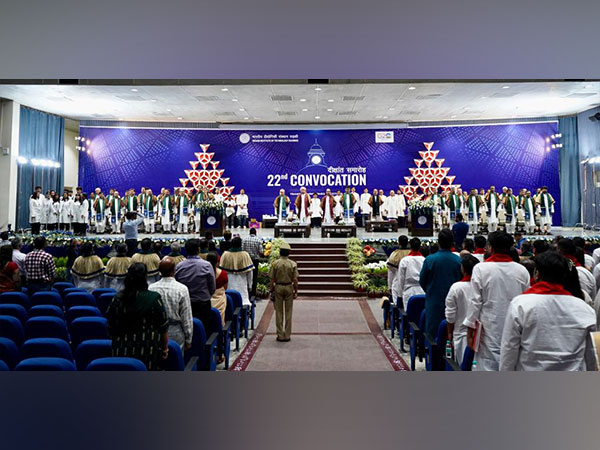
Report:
123,214,144,240
452,222,469,250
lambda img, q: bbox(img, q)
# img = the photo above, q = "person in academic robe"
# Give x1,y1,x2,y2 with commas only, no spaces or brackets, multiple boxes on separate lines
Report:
46,195,60,231
108,191,123,234
463,231,530,371
445,254,480,366
193,188,206,232
465,188,482,235
104,243,131,291
503,188,518,235
359,188,372,227
500,251,597,371
294,187,311,225
93,192,108,234
274,189,291,224
426,188,442,231
386,235,410,298
419,229,462,339
142,189,157,234
516,188,526,228
446,187,463,225
59,192,73,231
158,189,174,233
384,190,398,222
395,189,407,228
29,191,43,235
394,237,426,307
320,189,337,225
520,190,537,235
236,189,249,228
557,238,597,301
484,186,500,233
341,187,356,224
536,186,555,234
162,242,186,266
350,187,360,222
131,238,161,284
138,187,148,218
175,189,191,234
218,237,254,306
309,193,322,228
124,189,138,214
368,188,382,221
71,242,106,293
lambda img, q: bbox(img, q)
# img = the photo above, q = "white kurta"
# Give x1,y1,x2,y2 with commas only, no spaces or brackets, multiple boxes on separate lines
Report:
333,195,343,217
323,197,334,224
577,266,597,300
445,280,473,366
177,198,189,225
297,194,310,224
397,194,407,218
227,272,253,306
360,193,372,215
468,196,479,224
236,194,249,216
488,195,498,223
463,260,530,371
385,195,399,219
593,248,600,267
593,264,600,290
584,254,594,271
500,293,597,371
309,198,322,217
394,255,425,303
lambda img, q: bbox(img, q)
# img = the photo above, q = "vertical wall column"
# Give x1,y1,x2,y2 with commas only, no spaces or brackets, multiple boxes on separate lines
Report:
0,101,20,231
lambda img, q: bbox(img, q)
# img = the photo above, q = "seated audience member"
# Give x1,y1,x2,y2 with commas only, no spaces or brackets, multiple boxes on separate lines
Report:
104,243,131,291
452,213,469,251
500,251,596,371
514,232,526,250
532,239,550,257
206,252,228,326
573,237,594,270
153,241,164,259
394,237,425,307
131,238,161,283
0,231,10,247
207,240,218,255
24,236,56,295
163,242,185,266
557,238,596,302
462,238,475,254
445,254,479,365
199,238,209,259
220,231,233,254
472,235,487,261
71,242,106,292
107,263,169,370
520,258,537,286
242,228,264,299
11,237,27,282
218,236,254,306
0,245,21,293
520,241,533,258
204,231,214,243
149,258,193,349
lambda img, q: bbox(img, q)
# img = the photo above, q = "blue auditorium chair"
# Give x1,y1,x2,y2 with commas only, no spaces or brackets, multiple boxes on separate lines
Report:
424,319,448,371
24,316,69,342
0,304,28,326
74,339,112,371
31,291,63,308
86,357,147,371
62,287,87,299
460,346,475,371
225,293,241,350
15,357,76,371
29,305,65,320
409,309,426,371
0,315,25,346
161,339,185,371
0,337,20,369
184,318,218,371
97,293,115,316
226,289,249,338
206,307,231,369
0,292,30,310
66,306,102,325
64,292,97,310
402,294,425,353
0,360,9,371
21,338,74,361
70,317,108,349
92,288,116,305
52,282,75,295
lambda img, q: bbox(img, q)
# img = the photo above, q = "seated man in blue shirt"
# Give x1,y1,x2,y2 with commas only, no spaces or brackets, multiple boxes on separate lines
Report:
123,212,145,257
452,213,469,251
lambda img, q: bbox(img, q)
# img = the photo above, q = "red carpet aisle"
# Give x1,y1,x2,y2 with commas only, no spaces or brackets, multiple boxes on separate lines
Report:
230,298,409,371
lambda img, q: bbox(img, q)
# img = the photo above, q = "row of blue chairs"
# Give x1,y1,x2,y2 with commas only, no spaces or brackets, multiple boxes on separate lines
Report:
0,288,116,315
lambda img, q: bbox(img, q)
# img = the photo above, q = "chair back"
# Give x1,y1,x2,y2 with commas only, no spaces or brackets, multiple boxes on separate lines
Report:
64,292,97,309
225,294,234,322
52,282,75,294
97,293,116,316
92,288,116,304
24,316,69,342
406,295,426,325
184,318,207,369
207,307,223,336
70,317,108,348
86,357,147,371
15,357,76,371
0,315,25,346
66,306,102,325
436,320,448,346
0,337,20,369
162,339,184,371
0,304,28,326
31,291,63,308
0,292,30,310
21,338,74,361
62,287,87,299
74,339,112,370
29,305,65,320
225,289,243,309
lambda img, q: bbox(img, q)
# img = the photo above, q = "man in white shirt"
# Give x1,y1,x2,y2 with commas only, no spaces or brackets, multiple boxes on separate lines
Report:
359,188,371,227
463,231,530,371
236,189,249,228
500,251,597,371
394,237,425,305
11,237,27,280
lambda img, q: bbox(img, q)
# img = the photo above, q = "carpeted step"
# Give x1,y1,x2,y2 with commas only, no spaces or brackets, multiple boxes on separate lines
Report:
290,247,346,255
293,253,348,262
298,274,352,283
298,289,365,297
296,260,349,268
298,267,351,275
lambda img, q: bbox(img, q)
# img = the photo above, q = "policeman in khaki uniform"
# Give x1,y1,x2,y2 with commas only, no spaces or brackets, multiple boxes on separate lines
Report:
269,241,299,342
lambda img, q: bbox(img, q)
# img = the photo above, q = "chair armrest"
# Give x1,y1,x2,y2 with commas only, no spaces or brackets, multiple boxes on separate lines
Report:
408,321,420,333
184,356,199,371
442,355,461,371
423,333,436,347
206,332,219,348
224,320,232,335
233,307,241,317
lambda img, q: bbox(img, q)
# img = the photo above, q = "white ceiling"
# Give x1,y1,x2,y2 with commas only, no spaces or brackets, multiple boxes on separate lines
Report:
0,81,598,124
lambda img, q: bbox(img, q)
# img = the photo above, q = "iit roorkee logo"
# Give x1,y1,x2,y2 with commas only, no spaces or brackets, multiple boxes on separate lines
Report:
239,133,251,144
302,139,327,169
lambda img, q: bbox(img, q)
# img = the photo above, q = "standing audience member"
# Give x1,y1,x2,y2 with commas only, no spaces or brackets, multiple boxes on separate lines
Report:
70,242,105,292
123,212,145,257
11,238,27,282
0,245,21,293
206,252,228,326
149,258,193,349
452,213,469,251
242,228,263,299
0,232,10,247
175,239,216,326
163,242,185,266
557,238,596,302
218,237,254,306
573,237,594,270
106,263,169,370
104,243,131,291
500,251,596,371
220,231,233,254
131,238,161,283
394,237,425,307
419,229,462,338
24,236,56,295
463,231,530,371
473,235,487,261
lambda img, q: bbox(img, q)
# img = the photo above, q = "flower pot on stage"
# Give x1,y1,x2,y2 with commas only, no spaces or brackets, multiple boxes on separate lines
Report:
409,207,434,237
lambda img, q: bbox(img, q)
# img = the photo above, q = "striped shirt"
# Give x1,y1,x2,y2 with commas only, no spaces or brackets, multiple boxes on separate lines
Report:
242,235,263,259
149,277,193,346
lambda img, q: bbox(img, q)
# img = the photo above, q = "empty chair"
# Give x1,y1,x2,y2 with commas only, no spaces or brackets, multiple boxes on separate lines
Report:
21,338,74,361
92,288,116,305
97,292,115,316
225,293,241,350
184,318,217,371
161,339,185,371
70,317,108,349
402,294,425,353
409,309,426,371
52,282,75,295
86,357,147,371
24,316,69,342
206,307,231,369
0,292,30,310
29,304,65,320
64,292,97,310
62,287,87,299
425,319,448,371
66,306,102,325
0,360,8,371
74,339,112,371
15,357,76,371
0,304,28,326
0,315,25,346
0,337,20,369
31,291,63,308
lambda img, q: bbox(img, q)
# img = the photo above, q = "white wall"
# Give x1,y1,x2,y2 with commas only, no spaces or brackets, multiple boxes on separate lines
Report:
63,127,79,189
0,101,20,231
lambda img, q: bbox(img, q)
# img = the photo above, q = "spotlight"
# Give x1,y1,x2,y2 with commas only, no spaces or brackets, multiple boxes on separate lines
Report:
546,147,550,152
314,88,322,91
314,116,321,119
408,86,416,90
327,99,334,102
546,137,550,143
86,139,90,145
81,146,86,151
17,156,28,164
299,99,306,102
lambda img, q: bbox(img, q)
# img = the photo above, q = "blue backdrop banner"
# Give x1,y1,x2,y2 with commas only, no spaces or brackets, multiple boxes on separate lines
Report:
79,122,561,224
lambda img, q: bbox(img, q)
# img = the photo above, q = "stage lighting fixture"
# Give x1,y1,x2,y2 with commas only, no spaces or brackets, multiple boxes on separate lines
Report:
314,115,320,119
86,139,90,145
17,156,28,164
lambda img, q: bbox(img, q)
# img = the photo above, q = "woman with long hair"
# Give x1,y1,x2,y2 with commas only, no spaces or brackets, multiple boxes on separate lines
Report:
0,245,21,293
106,263,169,370
207,252,228,326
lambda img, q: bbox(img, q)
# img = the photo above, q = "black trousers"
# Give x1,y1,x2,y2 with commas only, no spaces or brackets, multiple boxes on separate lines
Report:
31,223,41,235
311,217,321,228
126,239,138,257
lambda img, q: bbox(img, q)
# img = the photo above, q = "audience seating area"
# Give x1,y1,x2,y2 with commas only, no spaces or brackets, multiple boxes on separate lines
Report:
0,283,249,371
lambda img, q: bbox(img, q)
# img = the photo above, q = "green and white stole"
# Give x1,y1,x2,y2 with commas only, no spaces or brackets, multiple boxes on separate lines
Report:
450,194,460,211
178,195,188,215
468,195,478,213
95,197,106,215
505,195,516,215
126,195,137,212
277,196,287,215
488,193,499,211
161,195,172,215
343,193,353,211
110,197,120,216
523,197,535,217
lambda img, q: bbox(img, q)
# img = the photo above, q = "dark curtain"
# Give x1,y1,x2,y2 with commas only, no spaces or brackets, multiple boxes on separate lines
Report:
558,116,581,227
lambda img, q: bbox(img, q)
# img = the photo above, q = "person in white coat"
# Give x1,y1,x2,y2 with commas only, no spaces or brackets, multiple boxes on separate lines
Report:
463,231,530,371
500,251,597,371
29,191,43,234
445,254,479,366
484,186,501,233
396,189,407,227
294,187,311,225
384,190,399,221
236,189,249,228
394,237,425,306
359,188,371,227
309,193,322,228
59,192,73,231
47,195,60,231
41,191,52,231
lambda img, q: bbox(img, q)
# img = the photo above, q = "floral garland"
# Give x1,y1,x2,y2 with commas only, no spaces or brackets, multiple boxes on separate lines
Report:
197,200,225,215
407,198,435,212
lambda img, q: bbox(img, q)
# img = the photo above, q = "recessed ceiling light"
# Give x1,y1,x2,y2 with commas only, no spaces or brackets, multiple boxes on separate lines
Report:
166,108,172,112
314,87,322,91
375,116,382,119
239,108,245,111
299,98,307,102
221,88,229,91
382,116,389,119
326,108,333,112
302,108,308,112
244,117,249,120
389,107,395,111
327,99,334,102
232,99,238,102
408,86,416,90
451,115,457,118
502,85,510,89
480,96,487,99
177,117,183,120
130,88,138,92
314,115,321,119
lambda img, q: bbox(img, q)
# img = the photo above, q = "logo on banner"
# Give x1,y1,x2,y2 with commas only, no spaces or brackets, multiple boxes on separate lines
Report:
375,131,394,143
239,133,251,144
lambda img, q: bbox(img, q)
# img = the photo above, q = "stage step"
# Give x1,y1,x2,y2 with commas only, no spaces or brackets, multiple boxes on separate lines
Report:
293,253,348,262
298,289,364,297
299,274,351,282
290,247,346,255
298,267,351,275
291,243,346,250
296,260,349,268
